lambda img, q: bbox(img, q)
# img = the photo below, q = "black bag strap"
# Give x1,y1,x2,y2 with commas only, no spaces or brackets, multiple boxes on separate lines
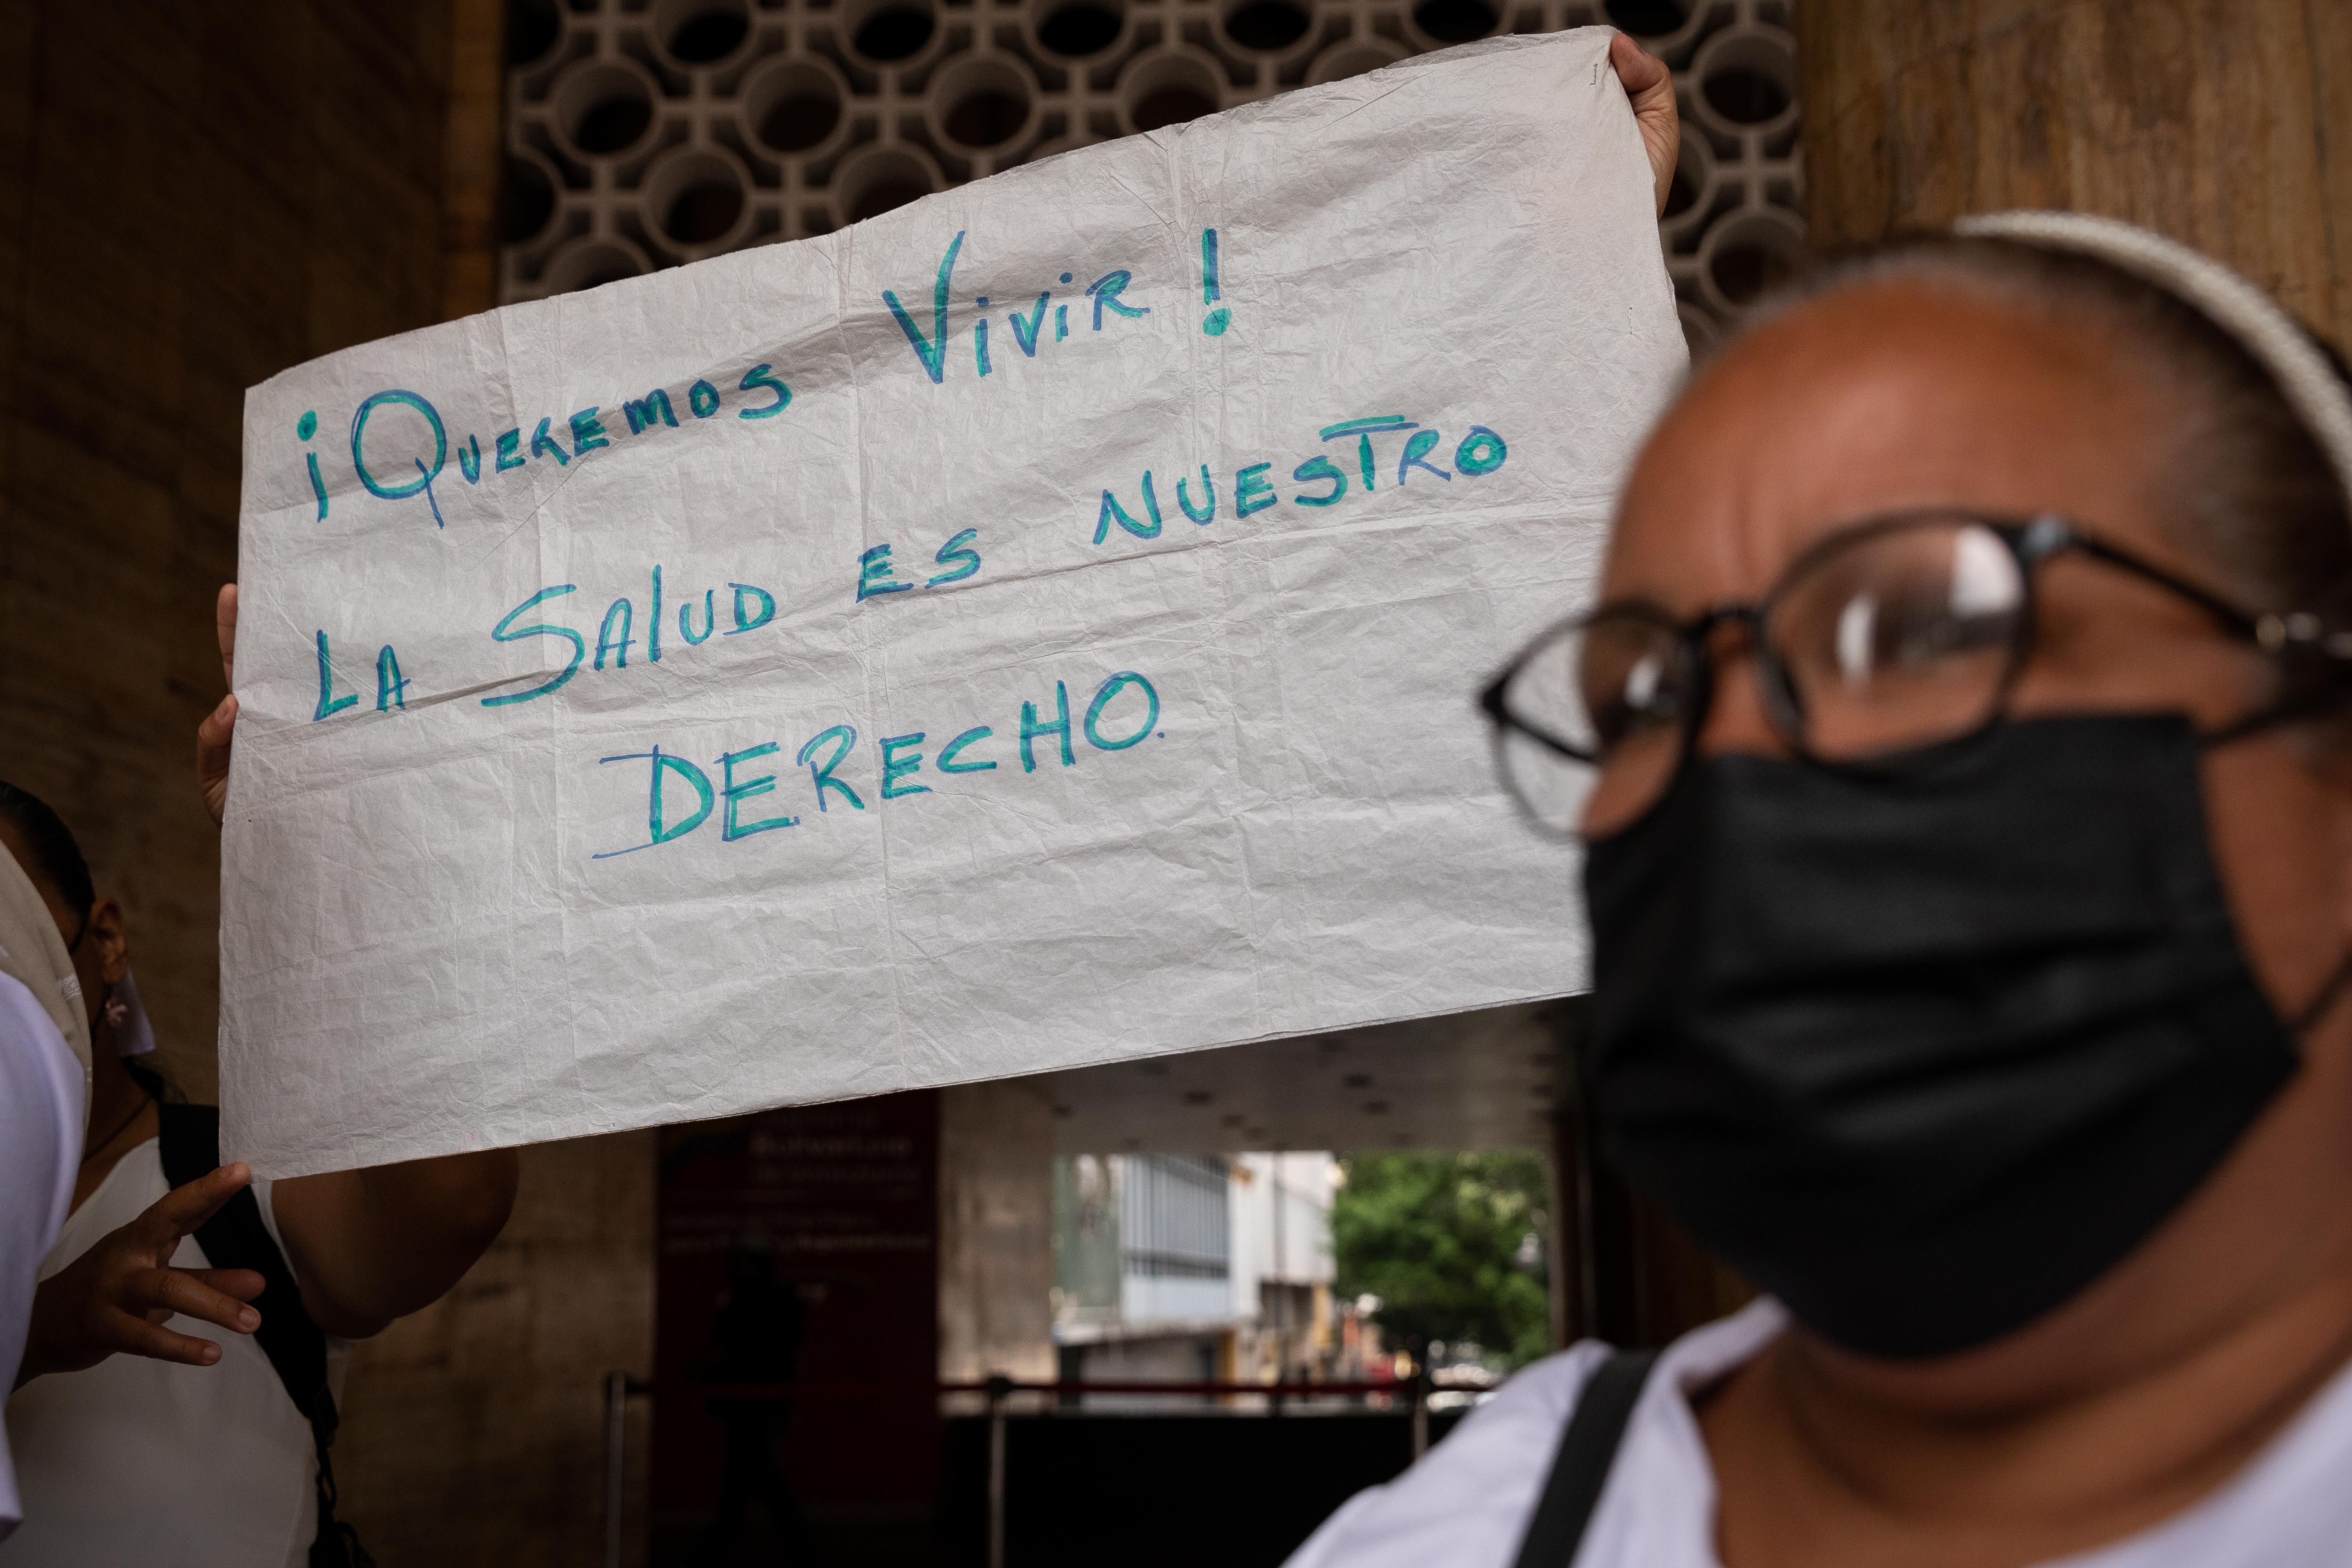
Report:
1508,1348,1660,1568
156,1104,373,1568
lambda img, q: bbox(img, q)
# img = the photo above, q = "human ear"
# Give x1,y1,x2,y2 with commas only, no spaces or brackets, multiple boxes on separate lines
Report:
86,896,129,987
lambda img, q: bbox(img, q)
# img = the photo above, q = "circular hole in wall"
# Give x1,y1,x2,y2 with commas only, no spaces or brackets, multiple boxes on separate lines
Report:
1223,0,1309,53
1037,0,1122,57
1709,241,1791,303
1132,85,1212,129
1702,209,1802,308
946,93,1025,146
506,0,561,67
937,57,1034,149
1658,135,1713,231
853,175,931,220
1699,31,1796,126
1705,65,1789,124
1678,303,1718,357
763,92,840,151
1602,0,1687,36
834,147,937,224
645,149,748,247
849,0,937,64
746,58,845,152
1411,0,1497,44
555,61,656,157
545,238,649,296
1663,164,1697,217
1306,38,1404,85
658,0,751,64
668,185,738,243
1663,141,1705,218
1122,52,1220,134
499,154,557,244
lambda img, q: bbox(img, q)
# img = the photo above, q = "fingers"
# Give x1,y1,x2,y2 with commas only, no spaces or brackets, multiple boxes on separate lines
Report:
1607,32,1681,216
201,584,240,827
136,1163,252,1251
1608,31,1669,95
110,1311,233,1368
189,1266,269,1303
199,693,239,743
216,583,238,688
140,1266,263,1337
197,692,238,827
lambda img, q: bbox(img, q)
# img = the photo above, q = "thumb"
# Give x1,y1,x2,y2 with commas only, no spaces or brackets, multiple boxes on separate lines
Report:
1608,31,1669,97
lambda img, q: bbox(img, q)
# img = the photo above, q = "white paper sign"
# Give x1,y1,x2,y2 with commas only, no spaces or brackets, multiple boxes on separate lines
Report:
221,28,1683,1177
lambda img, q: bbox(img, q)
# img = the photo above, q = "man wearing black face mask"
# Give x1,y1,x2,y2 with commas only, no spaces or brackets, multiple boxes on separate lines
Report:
1288,217,2352,1568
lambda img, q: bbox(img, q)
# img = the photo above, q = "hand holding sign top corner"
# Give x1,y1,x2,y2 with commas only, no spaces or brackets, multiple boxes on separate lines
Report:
1609,32,1680,217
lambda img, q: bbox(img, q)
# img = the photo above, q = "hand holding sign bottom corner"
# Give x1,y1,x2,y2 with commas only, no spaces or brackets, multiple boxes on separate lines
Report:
199,583,238,829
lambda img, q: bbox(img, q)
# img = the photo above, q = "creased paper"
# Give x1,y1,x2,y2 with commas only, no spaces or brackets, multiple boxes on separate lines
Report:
222,28,1684,1177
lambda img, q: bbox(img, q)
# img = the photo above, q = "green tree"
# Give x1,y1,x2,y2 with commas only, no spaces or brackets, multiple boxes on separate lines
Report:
1332,1151,1551,1369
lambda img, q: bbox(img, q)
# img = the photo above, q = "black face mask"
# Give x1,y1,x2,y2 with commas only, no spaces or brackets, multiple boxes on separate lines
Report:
1582,713,2317,1360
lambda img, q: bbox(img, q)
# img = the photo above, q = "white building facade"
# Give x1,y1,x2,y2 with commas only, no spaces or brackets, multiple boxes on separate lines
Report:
1051,1151,1362,1402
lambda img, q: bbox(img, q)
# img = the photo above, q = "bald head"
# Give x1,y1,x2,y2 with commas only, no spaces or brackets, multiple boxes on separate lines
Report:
1627,238,2350,623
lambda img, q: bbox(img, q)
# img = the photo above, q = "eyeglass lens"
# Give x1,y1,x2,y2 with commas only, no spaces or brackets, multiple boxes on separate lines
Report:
1496,516,2029,837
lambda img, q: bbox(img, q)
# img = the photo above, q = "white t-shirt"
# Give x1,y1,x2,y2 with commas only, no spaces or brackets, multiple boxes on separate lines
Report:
1289,1298,2352,1568
0,1137,350,1568
0,975,82,1541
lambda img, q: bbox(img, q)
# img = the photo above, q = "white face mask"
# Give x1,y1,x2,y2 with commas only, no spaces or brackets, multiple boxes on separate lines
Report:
0,845,93,1093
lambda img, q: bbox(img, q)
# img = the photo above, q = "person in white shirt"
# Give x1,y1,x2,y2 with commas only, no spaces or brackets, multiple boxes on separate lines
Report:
0,802,264,1545
0,779,520,1567
1294,37,2352,1568
0,836,87,1545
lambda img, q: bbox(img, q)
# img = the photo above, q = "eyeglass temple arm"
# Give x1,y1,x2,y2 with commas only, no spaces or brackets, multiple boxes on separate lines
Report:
2051,531,2266,640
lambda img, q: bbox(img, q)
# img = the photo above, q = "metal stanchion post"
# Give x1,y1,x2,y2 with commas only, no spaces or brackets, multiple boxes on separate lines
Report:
985,1373,1013,1568
602,1371,631,1568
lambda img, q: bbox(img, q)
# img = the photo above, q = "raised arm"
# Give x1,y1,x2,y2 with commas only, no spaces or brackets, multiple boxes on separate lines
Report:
269,1154,517,1339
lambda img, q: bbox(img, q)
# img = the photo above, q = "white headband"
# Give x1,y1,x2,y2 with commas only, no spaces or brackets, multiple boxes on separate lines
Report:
1955,211,2352,518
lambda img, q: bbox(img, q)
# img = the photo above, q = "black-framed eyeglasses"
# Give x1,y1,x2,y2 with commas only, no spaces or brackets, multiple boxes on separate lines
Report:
1479,509,2352,838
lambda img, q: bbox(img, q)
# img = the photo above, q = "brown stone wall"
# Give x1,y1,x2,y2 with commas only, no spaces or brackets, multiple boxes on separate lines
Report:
0,8,664,1567
1796,0,2352,345
336,1131,660,1568
0,1,461,1099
